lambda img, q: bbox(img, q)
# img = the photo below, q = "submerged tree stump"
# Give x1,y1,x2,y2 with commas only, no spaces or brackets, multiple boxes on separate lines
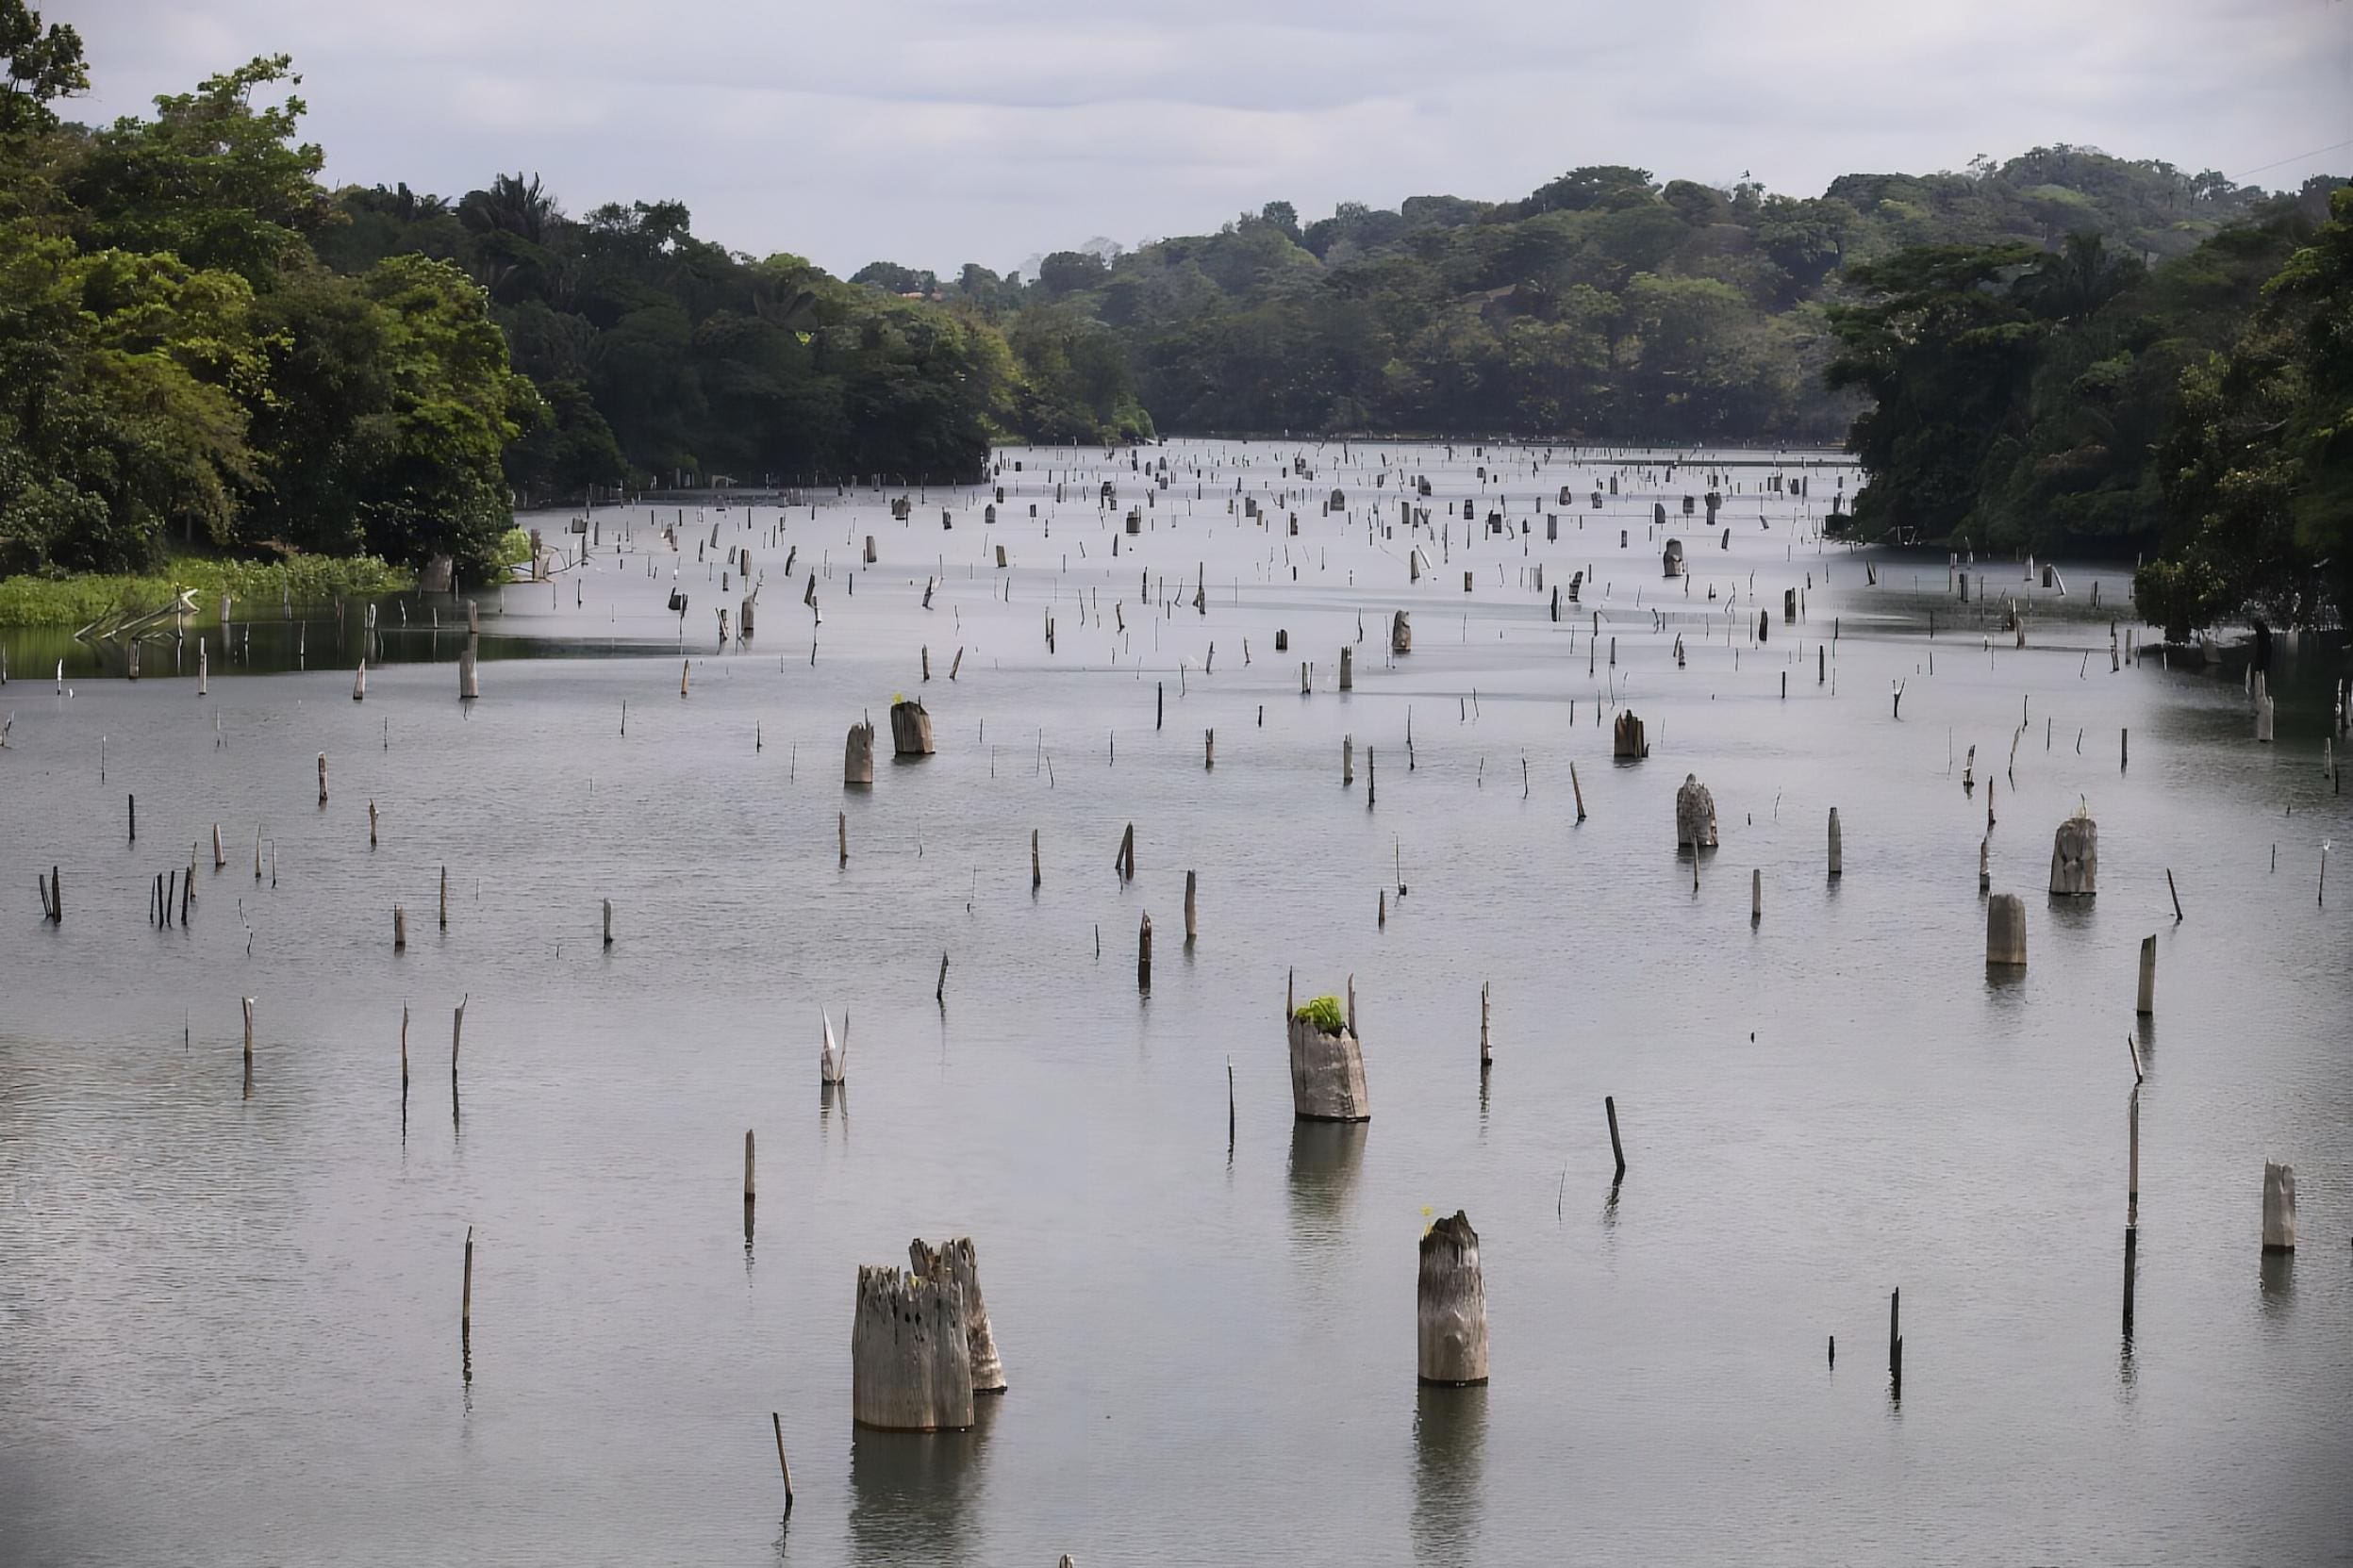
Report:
1288,999,1370,1122
890,699,934,758
2262,1162,2296,1252
1675,774,1718,849
851,1264,973,1431
844,720,875,785
1391,612,1412,655
1613,710,1647,759
909,1236,1006,1394
1986,894,2028,966
2049,816,2097,896
1662,538,1684,578
1417,1212,1490,1386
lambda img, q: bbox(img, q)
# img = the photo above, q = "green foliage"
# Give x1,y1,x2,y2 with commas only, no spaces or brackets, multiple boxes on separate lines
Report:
1293,996,1347,1033
0,12,535,581
1830,182,2352,631
0,0,84,136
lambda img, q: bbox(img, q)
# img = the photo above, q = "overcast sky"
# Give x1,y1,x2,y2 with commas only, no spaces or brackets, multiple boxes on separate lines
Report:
56,0,2353,278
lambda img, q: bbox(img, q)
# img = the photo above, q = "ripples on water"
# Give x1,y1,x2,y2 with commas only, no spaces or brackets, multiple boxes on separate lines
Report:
1,441,2347,1566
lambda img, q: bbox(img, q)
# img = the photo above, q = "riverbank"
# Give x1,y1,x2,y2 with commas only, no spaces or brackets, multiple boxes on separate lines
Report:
0,556,417,629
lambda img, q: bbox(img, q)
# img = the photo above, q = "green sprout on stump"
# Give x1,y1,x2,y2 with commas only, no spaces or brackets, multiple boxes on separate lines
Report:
1293,995,1346,1033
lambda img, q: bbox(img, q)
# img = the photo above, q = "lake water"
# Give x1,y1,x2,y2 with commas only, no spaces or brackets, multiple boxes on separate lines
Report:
2,441,2347,1567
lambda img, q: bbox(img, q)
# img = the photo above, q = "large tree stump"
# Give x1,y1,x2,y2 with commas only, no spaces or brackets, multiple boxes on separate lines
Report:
1675,774,1718,849
910,1237,1006,1394
845,721,875,785
1662,538,1684,578
2049,816,2097,896
1289,1001,1370,1122
851,1264,973,1430
1613,710,1646,759
1417,1212,1490,1385
890,699,933,758
2262,1162,2296,1252
1391,612,1412,655
1986,894,2028,966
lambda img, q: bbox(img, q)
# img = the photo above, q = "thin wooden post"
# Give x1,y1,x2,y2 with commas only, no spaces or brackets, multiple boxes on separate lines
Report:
936,951,949,1004
1031,829,1041,890
1137,913,1152,993
439,865,449,928
400,1002,410,1095
1570,762,1586,822
1605,1095,1625,1181
603,899,614,947
462,1226,474,1333
1184,870,1198,944
317,752,328,804
241,997,255,1067
2166,868,2182,921
1226,1056,1235,1152
1479,982,1491,1067
1889,1288,1902,1397
744,1129,756,1202
2136,934,2155,1014
838,812,848,867
368,800,378,847
393,905,407,951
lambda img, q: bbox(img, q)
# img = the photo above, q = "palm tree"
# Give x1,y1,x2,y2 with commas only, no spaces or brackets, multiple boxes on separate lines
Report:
458,173,559,244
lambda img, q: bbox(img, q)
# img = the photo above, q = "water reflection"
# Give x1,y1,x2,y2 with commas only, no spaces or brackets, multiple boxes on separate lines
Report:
845,1399,996,1568
1285,1120,1367,1259
2258,1250,2294,1327
1410,1382,1487,1566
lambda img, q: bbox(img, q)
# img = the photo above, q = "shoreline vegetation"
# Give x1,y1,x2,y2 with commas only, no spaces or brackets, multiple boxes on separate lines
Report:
0,555,414,628
0,0,2345,635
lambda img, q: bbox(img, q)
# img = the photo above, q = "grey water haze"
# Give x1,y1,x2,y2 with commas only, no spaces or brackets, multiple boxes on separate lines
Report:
2,441,2347,1566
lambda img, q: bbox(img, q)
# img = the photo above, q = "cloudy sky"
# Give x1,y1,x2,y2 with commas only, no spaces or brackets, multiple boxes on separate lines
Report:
56,0,2353,277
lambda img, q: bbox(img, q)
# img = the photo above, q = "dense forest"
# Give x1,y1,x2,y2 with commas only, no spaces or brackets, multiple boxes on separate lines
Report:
1,1,2345,632
0,6,1098,580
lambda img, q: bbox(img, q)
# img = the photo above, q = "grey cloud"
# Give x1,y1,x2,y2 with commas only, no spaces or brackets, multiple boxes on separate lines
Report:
56,0,2353,275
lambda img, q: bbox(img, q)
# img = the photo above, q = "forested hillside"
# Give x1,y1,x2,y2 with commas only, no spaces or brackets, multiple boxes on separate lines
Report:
863,152,2295,443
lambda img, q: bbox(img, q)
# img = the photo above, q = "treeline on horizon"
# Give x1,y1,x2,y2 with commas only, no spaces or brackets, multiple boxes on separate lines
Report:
0,1,2345,633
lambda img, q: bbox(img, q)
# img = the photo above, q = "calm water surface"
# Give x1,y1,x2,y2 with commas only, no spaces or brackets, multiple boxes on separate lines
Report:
2,442,2347,1567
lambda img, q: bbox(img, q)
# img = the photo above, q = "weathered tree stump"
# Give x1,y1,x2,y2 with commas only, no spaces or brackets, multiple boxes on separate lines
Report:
1828,807,1843,876
845,720,875,785
851,1264,973,1430
2049,816,2097,896
2262,1162,2296,1251
1675,774,1718,849
1613,710,1647,759
1662,538,1684,578
1288,996,1370,1122
1391,611,1412,655
909,1236,1005,1394
1986,893,2028,966
890,699,934,758
1417,1212,1490,1386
